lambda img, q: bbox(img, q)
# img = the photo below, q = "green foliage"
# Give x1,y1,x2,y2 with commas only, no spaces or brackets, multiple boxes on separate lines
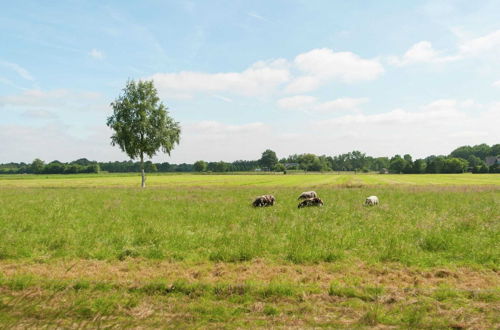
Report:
107,79,180,162
30,159,45,173
489,163,500,173
259,149,278,170
23,159,100,175
443,157,468,173
389,155,407,173
272,163,286,172
296,153,331,171
1,143,498,175
144,161,157,172
212,161,229,172
193,160,208,172
106,80,180,187
451,143,498,159
413,159,427,173
328,151,370,171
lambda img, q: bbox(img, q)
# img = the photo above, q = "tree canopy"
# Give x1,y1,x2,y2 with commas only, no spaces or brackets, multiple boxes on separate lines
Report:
107,79,180,187
259,149,278,170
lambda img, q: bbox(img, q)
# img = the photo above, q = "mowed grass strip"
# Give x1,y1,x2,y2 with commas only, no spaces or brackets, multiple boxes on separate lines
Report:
0,183,498,267
0,260,498,328
0,172,499,188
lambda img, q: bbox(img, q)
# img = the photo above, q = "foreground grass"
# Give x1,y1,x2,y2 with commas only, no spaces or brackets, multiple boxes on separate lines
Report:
0,173,498,327
1,260,499,328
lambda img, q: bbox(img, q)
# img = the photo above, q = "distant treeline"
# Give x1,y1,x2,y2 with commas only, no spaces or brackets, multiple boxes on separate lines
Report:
0,159,100,175
1,143,498,174
0,158,259,174
272,143,499,174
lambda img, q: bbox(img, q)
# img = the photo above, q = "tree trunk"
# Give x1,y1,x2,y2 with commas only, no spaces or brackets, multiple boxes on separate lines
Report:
140,153,146,188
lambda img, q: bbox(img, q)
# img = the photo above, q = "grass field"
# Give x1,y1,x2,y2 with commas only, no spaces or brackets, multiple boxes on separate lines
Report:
0,173,499,328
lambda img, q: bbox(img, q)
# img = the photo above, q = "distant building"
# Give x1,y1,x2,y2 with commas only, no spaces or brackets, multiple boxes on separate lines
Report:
485,156,499,166
379,168,389,174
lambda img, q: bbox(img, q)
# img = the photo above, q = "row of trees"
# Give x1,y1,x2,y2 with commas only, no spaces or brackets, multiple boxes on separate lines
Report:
252,144,499,174
0,159,259,174
1,143,498,175
0,159,100,174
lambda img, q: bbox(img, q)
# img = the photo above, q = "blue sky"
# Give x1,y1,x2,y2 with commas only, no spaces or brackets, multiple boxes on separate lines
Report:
1,0,499,163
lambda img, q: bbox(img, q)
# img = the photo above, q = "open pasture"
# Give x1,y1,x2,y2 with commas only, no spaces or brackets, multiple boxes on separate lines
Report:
0,172,498,188
0,173,499,328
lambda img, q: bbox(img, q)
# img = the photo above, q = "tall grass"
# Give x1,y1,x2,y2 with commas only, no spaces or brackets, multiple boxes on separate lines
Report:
0,182,498,268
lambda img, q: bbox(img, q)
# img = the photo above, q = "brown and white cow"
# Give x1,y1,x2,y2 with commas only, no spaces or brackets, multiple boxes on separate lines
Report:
252,194,276,207
298,191,318,200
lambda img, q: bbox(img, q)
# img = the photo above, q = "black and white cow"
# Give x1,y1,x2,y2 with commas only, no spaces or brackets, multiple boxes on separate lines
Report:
298,197,324,208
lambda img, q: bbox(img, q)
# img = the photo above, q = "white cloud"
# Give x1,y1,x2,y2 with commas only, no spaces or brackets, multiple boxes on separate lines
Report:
314,98,368,113
277,95,368,113
0,60,35,81
284,76,321,94
277,95,317,109
313,99,472,127
191,121,266,134
149,48,383,97
22,109,58,119
308,99,499,157
314,108,455,126
172,121,274,162
0,120,275,163
390,29,500,66
0,77,27,90
0,124,123,163
212,94,232,102
149,59,290,98
2,101,498,163
284,48,383,93
293,48,384,82
388,41,459,66
492,80,500,88
459,29,500,55
0,89,104,110
89,49,104,60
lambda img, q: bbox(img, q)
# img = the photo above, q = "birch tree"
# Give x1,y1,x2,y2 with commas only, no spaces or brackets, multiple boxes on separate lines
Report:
107,80,180,188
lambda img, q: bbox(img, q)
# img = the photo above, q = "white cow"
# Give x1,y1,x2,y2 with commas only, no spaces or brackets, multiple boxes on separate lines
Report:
365,195,379,206
298,191,318,200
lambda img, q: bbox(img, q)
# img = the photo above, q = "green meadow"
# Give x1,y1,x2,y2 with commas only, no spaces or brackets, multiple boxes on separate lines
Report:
1,173,499,328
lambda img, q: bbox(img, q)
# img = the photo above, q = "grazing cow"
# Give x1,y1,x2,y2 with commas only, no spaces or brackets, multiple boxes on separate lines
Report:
365,196,379,206
298,191,318,200
298,197,324,208
252,194,276,207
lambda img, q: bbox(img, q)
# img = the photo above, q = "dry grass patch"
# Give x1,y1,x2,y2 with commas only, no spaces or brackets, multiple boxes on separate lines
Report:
1,260,499,328
1,259,498,290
